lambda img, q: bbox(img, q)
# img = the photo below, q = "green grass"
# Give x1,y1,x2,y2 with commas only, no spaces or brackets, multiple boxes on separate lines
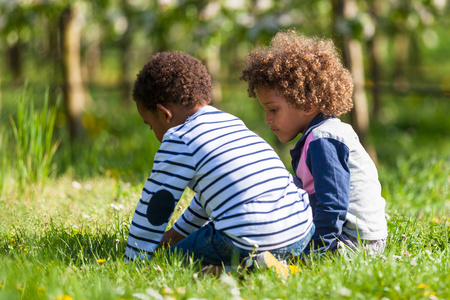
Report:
0,203,448,299
0,83,449,299
8,86,60,198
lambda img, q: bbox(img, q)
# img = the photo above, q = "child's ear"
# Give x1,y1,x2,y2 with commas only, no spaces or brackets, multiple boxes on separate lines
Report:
305,107,317,116
156,103,173,124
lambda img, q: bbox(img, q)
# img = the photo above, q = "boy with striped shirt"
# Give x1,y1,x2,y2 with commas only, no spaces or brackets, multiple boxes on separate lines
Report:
125,51,314,274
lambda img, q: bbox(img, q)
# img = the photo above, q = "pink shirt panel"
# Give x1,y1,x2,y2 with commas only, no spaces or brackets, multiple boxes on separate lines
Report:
296,133,316,195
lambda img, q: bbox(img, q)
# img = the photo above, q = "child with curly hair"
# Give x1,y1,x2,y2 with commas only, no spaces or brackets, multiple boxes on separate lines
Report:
241,30,387,255
126,51,314,275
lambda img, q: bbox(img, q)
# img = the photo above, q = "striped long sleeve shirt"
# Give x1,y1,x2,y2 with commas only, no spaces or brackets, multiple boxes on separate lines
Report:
125,105,313,261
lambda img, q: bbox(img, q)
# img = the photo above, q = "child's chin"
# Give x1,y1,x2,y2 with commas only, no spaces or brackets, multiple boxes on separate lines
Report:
277,135,295,143
277,136,288,143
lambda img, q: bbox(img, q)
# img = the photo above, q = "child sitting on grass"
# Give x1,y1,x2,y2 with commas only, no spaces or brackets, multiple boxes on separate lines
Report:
125,51,314,275
241,30,387,255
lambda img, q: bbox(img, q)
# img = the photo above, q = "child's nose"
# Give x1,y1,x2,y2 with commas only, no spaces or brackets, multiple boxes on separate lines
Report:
265,114,272,125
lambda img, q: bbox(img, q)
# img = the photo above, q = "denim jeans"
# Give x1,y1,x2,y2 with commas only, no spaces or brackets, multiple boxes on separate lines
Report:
168,223,315,266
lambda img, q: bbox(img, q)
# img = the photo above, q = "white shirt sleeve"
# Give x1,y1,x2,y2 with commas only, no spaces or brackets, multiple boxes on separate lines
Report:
173,193,210,236
125,136,196,261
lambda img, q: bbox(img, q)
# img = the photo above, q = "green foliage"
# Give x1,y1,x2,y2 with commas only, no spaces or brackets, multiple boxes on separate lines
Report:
0,82,449,299
0,128,11,198
8,86,60,197
50,88,161,181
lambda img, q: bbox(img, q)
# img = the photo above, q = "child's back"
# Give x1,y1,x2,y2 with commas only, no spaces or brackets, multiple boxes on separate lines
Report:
125,51,314,265
126,105,314,260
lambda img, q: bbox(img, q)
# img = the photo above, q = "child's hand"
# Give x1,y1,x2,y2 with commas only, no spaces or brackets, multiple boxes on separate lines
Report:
158,227,185,249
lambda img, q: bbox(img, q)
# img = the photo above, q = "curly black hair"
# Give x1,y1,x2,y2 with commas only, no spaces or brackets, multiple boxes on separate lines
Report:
241,30,354,117
133,51,212,110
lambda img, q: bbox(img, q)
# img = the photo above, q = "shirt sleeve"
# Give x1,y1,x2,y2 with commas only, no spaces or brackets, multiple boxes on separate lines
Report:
173,193,210,237
125,138,196,261
304,138,350,254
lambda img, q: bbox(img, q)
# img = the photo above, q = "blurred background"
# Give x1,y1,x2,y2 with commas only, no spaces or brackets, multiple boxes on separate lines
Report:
0,0,449,183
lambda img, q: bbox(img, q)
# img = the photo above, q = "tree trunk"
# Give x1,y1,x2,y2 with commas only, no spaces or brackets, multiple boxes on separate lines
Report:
155,3,169,52
409,32,422,83
333,0,376,161
206,45,222,104
48,19,60,86
368,0,383,120
368,36,382,119
7,41,22,81
393,32,409,92
0,67,2,116
60,5,86,141
119,0,133,104
85,42,101,83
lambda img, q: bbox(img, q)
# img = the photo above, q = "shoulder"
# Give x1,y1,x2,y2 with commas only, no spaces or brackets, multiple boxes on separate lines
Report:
310,118,358,145
164,105,246,144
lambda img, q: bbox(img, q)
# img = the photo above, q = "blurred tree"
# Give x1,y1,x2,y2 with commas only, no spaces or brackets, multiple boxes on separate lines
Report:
361,0,447,117
332,0,372,155
118,0,133,104
1,0,448,145
91,0,139,104
0,0,89,141
0,68,2,115
0,2,30,82
367,0,384,119
60,3,86,141
385,0,447,92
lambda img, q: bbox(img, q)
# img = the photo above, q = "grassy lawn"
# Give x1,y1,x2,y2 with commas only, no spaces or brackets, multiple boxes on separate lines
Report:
0,84,449,299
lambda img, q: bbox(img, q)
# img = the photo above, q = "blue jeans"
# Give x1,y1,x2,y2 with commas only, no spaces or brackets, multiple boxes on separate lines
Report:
168,223,315,266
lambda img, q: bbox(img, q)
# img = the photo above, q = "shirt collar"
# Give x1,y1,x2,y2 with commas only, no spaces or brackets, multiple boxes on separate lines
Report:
290,113,333,158
301,113,330,139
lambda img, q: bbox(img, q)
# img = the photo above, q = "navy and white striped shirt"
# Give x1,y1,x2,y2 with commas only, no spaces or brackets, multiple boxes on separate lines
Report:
125,105,313,260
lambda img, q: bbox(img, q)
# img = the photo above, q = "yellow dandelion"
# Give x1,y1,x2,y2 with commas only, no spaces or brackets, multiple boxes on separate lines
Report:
17,286,23,291
418,283,427,289
161,287,173,294
0,284,3,288
289,265,300,274
37,286,46,291
97,258,106,263
56,294,73,300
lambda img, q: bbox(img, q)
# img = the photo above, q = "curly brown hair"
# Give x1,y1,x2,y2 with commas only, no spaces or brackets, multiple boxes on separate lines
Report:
133,51,212,110
240,30,354,117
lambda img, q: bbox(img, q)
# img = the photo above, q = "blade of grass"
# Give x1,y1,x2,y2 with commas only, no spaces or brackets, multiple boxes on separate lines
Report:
9,85,60,198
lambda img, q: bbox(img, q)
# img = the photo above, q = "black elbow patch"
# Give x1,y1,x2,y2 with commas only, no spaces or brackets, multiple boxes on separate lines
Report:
146,189,176,226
